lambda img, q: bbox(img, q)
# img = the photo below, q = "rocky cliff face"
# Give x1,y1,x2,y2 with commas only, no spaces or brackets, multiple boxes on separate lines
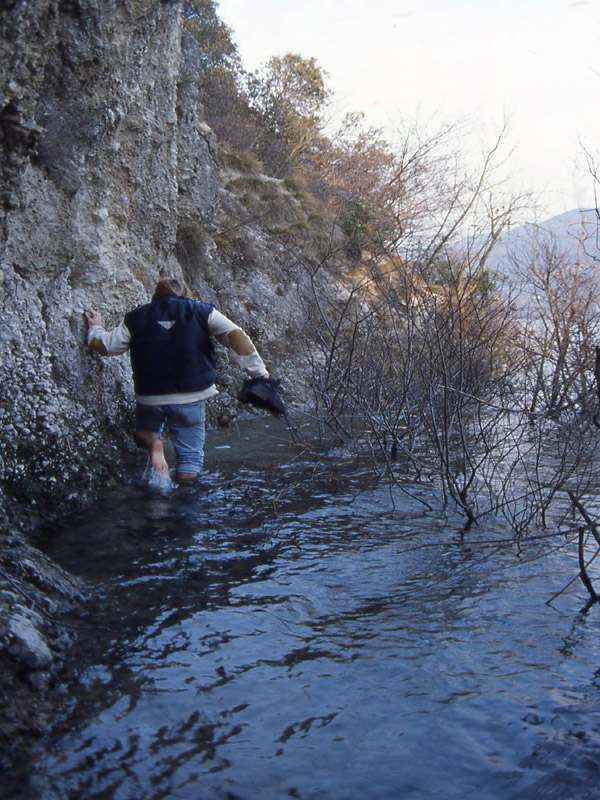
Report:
1,0,218,525
0,0,343,765
0,0,332,524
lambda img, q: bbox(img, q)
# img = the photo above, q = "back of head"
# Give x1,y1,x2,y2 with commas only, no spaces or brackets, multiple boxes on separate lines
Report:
152,278,193,302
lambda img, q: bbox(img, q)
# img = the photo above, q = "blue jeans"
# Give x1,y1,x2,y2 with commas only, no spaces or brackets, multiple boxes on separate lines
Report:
135,400,206,474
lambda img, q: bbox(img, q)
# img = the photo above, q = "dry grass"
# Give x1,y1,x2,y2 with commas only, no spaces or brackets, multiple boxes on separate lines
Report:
218,145,263,175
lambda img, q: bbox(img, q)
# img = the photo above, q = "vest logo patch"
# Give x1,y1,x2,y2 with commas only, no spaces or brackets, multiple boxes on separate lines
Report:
157,320,175,330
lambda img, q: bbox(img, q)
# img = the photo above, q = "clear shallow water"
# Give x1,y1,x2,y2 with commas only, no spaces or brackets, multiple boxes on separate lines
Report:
15,418,600,799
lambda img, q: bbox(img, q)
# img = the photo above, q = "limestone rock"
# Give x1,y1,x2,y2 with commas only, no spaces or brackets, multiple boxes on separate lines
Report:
7,614,53,671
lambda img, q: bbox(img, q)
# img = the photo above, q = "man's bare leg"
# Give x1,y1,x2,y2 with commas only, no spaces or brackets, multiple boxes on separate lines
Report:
134,430,169,476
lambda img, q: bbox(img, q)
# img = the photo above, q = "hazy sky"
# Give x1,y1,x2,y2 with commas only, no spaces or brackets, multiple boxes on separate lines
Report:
217,0,600,219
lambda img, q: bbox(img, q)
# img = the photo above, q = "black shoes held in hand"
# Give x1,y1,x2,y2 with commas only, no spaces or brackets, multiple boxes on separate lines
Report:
237,377,286,416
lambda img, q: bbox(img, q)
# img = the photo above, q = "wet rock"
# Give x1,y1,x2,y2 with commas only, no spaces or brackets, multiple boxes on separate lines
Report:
7,614,53,671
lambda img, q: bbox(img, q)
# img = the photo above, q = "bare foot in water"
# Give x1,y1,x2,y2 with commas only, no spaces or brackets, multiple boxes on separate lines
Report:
150,438,169,476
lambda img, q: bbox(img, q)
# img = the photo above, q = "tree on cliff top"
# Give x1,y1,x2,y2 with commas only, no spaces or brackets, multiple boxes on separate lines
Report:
184,0,239,72
246,53,331,175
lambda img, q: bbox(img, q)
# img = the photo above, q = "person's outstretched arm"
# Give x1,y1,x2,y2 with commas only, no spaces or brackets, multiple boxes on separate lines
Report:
85,309,131,356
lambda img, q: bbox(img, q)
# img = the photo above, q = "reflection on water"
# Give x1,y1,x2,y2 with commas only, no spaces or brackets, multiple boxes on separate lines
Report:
11,417,600,799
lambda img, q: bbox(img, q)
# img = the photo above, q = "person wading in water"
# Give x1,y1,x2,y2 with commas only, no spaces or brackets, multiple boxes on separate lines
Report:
85,278,271,484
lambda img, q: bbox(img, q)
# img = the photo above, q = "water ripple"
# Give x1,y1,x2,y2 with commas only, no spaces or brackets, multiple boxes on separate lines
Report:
15,418,600,800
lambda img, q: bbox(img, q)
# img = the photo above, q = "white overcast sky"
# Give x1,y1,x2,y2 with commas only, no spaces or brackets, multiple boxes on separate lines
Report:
217,0,600,220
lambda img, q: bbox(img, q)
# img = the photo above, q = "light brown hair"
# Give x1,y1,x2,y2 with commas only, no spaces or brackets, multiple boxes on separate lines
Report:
152,278,193,301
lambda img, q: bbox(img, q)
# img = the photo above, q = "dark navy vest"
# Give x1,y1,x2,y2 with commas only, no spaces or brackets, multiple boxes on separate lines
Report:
124,297,218,395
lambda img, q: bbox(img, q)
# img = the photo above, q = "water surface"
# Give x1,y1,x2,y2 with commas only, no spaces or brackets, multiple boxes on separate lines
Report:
16,417,600,799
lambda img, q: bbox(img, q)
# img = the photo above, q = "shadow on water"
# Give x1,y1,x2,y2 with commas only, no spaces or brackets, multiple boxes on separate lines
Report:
8,415,600,799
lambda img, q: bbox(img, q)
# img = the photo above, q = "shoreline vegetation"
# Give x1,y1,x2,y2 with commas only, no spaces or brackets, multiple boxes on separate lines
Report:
1,0,600,783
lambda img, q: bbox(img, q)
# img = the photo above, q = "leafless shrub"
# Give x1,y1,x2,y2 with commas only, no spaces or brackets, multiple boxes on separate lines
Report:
506,219,600,416
299,128,600,567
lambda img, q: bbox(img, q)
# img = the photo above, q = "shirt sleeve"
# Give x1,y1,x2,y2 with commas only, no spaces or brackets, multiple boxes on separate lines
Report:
207,308,268,378
87,320,131,356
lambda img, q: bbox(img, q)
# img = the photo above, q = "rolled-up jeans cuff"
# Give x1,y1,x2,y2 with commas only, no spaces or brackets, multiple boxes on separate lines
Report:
175,463,203,475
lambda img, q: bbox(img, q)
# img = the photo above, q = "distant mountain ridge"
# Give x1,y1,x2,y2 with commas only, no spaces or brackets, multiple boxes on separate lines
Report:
488,208,599,281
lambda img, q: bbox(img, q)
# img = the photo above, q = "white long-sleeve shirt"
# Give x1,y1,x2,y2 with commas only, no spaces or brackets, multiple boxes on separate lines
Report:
88,307,268,406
